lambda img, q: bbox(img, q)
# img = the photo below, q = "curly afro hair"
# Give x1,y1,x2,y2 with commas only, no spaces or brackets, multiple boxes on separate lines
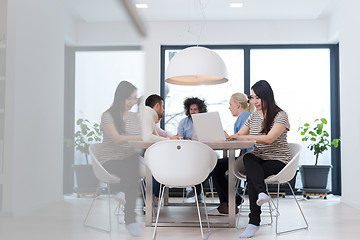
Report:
183,97,207,116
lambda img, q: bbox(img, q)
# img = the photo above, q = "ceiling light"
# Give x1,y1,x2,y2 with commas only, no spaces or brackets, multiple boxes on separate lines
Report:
230,3,244,8
135,3,148,9
165,46,228,86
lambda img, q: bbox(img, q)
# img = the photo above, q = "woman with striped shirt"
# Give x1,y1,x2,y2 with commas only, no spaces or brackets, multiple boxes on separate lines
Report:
100,81,143,237
228,80,291,238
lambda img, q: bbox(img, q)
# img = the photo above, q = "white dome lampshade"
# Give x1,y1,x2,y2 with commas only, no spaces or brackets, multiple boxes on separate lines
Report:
165,46,228,86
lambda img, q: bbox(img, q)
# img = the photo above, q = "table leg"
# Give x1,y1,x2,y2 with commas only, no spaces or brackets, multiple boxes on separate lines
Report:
145,165,153,227
164,187,169,206
228,149,236,228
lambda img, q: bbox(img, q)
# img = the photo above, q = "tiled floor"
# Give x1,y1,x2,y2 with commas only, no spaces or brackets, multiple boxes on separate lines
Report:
0,194,359,240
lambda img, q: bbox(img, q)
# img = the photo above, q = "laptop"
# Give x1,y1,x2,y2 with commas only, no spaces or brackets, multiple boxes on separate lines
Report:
191,112,226,142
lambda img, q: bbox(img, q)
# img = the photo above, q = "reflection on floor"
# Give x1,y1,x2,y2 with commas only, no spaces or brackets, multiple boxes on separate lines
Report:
0,194,360,240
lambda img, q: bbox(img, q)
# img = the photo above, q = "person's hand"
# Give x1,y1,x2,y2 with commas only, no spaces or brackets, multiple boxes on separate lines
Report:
228,134,242,140
224,131,229,138
170,134,181,140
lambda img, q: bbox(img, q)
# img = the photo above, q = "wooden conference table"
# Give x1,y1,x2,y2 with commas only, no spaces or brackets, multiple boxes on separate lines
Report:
129,139,256,228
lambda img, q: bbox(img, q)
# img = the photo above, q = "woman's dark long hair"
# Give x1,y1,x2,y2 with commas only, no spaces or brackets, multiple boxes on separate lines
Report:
106,81,137,134
251,80,282,134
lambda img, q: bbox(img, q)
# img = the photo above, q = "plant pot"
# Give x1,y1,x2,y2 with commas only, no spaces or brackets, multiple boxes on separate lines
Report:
73,164,99,197
300,165,331,191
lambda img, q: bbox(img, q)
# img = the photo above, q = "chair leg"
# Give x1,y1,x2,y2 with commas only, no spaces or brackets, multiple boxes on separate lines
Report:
208,177,215,202
236,181,247,228
84,183,112,233
195,185,211,240
114,201,124,224
268,182,308,235
140,178,146,203
265,183,275,225
153,185,166,240
274,182,309,235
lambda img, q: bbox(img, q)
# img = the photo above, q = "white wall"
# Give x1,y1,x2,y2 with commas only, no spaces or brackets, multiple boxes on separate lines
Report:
144,19,331,95
339,1,360,209
3,0,70,213
75,19,332,95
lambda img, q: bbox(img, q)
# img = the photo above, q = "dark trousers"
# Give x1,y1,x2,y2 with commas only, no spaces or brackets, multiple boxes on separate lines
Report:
103,154,140,224
153,178,202,197
243,153,285,226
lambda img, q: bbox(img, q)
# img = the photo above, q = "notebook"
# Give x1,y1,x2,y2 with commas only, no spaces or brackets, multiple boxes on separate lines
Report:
191,112,226,142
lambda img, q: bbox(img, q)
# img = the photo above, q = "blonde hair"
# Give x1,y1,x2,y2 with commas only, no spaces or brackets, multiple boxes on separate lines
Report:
231,92,255,113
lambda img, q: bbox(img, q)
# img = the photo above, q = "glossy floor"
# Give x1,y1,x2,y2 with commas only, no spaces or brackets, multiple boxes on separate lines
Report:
0,195,359,240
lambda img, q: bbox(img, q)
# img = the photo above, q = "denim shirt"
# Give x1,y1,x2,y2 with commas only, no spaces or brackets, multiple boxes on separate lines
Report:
177,116,196,140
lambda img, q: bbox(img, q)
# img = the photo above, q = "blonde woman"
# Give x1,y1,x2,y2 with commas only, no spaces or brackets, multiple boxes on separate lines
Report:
209,93,254,215
227,92,255,155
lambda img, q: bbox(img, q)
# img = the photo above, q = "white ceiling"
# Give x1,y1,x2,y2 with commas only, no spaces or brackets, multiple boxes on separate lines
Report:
65,0,339,23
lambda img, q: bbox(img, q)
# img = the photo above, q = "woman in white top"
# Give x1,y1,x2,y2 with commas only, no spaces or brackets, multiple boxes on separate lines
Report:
228,80,291,238
99,81,143,237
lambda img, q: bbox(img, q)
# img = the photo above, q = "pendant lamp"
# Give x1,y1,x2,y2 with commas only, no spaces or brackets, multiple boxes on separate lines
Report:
165,46,228,86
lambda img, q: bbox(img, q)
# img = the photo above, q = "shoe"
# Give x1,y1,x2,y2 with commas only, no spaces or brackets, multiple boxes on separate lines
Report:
236,195,244,206
115,192,126,205
186,189,195,198
207,208,228,216
126,222,143,237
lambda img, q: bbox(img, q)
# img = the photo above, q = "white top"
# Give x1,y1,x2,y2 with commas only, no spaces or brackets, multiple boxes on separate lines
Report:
141,106,168,142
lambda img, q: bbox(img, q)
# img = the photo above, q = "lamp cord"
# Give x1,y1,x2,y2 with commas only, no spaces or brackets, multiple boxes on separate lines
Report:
194,0,208,46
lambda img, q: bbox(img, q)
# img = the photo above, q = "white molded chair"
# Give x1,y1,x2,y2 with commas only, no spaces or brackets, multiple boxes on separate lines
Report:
264,143,308,234
144,140,217,240
84,143,121,233
233,143,308,234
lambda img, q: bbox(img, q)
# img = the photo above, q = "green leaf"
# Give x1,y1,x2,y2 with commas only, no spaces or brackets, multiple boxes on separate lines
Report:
309,131,317,136
321,118,327,124
332,138,340,148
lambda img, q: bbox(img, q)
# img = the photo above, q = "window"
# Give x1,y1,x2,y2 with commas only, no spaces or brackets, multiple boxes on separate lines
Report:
163,48,244,137
161,44,340,194
64,47,144,193
75,50,145,130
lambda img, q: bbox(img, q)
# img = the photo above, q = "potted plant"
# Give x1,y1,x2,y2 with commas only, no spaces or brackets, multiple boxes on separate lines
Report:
65,118,103,197
298,117,340,199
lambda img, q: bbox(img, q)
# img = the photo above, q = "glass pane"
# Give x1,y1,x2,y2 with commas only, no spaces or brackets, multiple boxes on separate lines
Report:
250,48,331,188
75,50,144,164
164,49,244,138
75,51,144,125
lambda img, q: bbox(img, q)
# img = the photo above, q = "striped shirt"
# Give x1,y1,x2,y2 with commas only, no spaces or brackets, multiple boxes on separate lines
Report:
98,111,141,164
244,110,291,164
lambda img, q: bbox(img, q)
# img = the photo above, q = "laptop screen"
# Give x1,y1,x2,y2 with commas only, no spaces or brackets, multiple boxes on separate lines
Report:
191,112,226,142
